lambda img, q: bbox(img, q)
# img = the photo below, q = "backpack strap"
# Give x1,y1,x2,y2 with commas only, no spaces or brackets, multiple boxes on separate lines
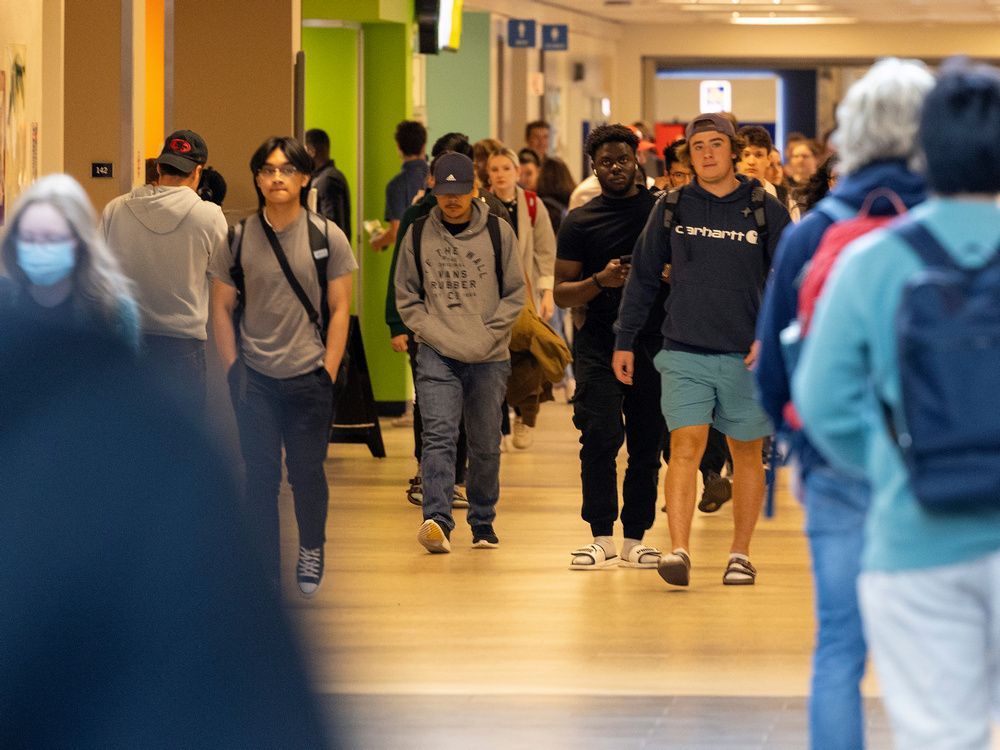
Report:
413,213,504,301
258,211,323,336
229,218,248,313
412,214,429,301
305,210,331,332
524,190,538,227
894,219,956,270
750,185,769,251
486,213,504,293
661,187,683,230
813,195,856,224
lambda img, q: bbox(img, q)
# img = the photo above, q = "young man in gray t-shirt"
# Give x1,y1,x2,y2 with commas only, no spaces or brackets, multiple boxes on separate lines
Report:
210,136,356,598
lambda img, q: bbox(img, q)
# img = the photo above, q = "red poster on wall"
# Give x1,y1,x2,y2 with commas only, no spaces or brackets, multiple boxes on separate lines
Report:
654,122,686,159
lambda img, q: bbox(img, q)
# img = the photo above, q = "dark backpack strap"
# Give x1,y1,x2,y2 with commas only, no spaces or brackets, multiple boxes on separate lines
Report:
229,219,248,309
413,213,503,300
661,187,683,230
412,215,428,301
750,185,769,251
305,210,330,332
258,211,323,335
487,213,504,293
894,219,956,270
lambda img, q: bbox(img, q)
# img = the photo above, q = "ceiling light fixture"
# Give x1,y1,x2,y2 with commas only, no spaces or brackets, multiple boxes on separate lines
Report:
729,14,855,23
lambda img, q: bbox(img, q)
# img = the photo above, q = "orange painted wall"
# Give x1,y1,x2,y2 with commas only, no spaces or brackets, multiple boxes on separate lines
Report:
145,0,164,156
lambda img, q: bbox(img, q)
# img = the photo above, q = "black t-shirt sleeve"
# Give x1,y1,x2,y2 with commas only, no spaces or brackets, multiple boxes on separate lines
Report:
556,213,585,263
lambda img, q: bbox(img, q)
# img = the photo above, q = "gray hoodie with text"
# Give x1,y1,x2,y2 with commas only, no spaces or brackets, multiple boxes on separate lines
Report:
395,199,525,363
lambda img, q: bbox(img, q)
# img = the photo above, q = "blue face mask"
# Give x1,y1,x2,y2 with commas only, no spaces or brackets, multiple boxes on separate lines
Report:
16,239,77,287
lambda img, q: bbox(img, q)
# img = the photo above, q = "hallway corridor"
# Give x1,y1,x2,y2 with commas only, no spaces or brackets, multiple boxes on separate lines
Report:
280,402,891,748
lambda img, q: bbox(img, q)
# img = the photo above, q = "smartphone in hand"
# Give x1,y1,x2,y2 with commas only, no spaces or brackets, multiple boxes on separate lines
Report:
619,254,632,265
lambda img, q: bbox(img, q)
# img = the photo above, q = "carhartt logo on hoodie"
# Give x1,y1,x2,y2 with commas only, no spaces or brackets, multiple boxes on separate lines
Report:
674,223,759,245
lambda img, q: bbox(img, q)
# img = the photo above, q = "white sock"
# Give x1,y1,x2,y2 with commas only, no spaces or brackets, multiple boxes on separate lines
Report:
621,538,643,557
594,536,616,558
729,552,750,562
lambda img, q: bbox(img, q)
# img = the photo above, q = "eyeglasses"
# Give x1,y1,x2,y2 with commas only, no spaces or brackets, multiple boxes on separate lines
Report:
257,164,299,178
669,171,692,181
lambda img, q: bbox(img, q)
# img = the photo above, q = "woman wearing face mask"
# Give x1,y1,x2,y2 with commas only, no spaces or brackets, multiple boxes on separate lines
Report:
0,173,139,347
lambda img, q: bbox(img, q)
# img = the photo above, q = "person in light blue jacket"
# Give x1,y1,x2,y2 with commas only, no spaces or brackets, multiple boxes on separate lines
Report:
754,58,934,750
793,58,1000,750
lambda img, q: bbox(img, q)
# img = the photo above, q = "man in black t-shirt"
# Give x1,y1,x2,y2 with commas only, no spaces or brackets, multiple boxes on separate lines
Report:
305,128,352,240
555,125,665,571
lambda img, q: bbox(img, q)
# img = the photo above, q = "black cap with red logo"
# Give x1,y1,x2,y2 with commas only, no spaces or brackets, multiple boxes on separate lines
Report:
156,129,208,173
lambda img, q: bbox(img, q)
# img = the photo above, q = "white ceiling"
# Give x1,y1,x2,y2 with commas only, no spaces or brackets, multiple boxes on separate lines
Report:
540,0,1000,25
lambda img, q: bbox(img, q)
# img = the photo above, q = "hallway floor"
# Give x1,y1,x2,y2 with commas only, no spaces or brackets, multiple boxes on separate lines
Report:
281,401,891,748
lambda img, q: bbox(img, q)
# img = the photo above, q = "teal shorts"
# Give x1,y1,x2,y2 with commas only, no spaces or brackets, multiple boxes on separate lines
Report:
653,349,772,441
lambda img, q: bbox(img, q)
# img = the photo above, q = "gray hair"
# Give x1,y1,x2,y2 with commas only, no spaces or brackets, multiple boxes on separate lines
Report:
1,174,138,342
831,58,936,177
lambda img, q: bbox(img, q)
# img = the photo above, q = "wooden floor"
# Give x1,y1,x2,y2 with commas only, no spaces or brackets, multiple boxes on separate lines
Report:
277,400,890,748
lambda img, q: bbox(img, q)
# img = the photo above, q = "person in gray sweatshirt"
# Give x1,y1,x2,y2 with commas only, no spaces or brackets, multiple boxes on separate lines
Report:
101,129,228,415
395,152,526,553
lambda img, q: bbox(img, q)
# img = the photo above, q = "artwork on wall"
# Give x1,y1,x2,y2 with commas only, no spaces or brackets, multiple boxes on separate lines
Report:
5,45,28,213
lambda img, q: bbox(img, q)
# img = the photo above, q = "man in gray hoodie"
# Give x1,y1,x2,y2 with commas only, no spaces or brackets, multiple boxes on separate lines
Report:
101,129,228,414
395,152,526,553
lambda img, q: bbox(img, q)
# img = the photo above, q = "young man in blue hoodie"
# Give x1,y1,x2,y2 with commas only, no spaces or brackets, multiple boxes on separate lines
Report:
613,113,790,588
395,153,525,553
755,58,934,750
793,58,1000,750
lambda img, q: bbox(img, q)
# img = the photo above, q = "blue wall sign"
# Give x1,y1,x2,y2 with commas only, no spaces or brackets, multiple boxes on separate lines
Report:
541,24,568,51
507,19,536,48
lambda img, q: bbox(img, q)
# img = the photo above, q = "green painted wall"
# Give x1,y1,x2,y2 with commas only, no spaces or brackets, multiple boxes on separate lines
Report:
361,22,413,403
303,26,359,251
300,2,415,404
425,12,492,147
302,0,409,24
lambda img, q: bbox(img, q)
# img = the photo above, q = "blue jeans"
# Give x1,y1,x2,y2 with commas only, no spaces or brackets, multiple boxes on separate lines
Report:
804,466,870,750
415,345,510,531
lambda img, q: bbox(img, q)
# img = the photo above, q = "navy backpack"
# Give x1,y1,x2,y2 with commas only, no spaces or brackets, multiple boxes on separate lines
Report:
887,219,1000,513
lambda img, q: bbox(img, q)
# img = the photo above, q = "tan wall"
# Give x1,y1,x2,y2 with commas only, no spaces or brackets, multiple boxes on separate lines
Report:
64,0,133,210
172,0,299,223
614,22,1000,123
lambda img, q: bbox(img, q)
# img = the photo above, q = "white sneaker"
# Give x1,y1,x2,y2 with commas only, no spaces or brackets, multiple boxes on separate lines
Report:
417,519,451,554
512,417,534,449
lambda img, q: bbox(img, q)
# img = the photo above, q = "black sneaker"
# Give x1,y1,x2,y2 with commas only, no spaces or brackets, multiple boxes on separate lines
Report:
698,471,733,513
471,524,499,548
296,546,324,597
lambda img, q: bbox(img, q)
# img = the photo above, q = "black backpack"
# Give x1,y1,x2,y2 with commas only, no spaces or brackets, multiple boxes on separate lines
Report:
410,212,503,299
